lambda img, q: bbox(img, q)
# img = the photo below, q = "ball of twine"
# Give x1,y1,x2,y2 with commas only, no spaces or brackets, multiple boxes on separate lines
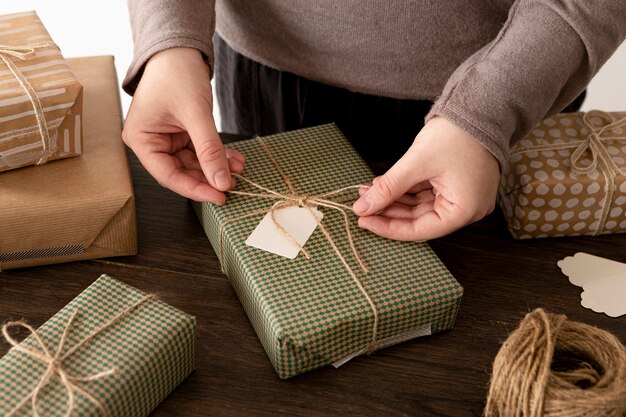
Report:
485,309,626,417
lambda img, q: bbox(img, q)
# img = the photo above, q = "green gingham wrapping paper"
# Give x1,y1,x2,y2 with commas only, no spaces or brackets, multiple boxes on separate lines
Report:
0,275,196,416
192,124,463,379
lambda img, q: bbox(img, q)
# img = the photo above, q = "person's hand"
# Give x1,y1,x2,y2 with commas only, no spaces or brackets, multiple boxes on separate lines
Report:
352,116,500,241
122,47,244,204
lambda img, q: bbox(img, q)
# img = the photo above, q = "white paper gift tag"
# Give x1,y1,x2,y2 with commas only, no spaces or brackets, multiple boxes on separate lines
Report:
245,206,323,259
557,252,626,318
557,252,626,287
581,272,626,318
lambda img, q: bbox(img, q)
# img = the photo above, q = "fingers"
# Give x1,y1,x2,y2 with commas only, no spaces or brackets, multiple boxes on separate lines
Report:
228,157,244,175
358,187,434,207
226,149,245,173
138,140,227,203
183,137,245,174
377,196,436,220
371,177,431,195
353,152,426,216
183,108,232,192
177,147,240,188
358,198,466,241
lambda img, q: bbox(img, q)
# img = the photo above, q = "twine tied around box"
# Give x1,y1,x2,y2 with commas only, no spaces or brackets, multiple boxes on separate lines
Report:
0,42,57,167
510,110,626,235
218,137,382,352
2,294,156,417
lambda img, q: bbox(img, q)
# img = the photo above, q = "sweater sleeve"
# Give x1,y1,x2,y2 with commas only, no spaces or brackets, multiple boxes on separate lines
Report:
122,0,216,95
425,0,626,168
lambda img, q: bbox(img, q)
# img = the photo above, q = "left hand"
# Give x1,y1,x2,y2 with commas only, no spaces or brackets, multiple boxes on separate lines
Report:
352,116,500,241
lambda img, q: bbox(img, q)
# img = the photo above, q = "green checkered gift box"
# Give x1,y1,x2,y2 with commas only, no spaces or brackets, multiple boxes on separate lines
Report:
0,275,195,416
193,124,463,379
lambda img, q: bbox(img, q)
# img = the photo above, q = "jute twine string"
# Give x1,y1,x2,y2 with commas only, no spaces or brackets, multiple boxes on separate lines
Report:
0,42,58,166
485,309,626,417
510,110,626,236
2,294,156,417
217,137,381,351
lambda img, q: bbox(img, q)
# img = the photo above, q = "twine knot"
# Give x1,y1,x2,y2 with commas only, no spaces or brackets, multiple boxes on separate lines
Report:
0,41,57,168
2,294,155,417
295,195,309,207
49,357,63,371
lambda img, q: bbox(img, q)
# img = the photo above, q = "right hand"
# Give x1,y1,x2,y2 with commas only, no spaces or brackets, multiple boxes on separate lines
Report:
122,47,244,204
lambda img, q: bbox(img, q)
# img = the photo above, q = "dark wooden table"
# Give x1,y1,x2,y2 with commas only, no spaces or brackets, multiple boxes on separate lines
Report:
2,136,625,417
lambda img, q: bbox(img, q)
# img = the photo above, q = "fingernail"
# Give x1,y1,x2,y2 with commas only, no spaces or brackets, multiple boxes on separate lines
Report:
353,196,370,214
215,169,231,190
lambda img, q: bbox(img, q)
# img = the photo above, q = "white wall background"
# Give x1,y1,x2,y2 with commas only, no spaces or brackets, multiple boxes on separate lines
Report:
1,1,625,129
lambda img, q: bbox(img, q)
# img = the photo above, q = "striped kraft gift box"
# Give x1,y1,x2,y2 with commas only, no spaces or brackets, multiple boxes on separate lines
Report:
0,10,83,172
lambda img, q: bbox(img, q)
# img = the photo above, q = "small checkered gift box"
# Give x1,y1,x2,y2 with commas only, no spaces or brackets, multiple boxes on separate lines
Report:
0,275,196,416
193,124,463,379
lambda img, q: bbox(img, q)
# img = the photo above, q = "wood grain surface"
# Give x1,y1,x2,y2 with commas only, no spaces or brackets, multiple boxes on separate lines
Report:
2,135,625,417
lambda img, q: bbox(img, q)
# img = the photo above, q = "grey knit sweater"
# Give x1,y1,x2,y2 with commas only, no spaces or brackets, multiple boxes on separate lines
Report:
123,0,626,166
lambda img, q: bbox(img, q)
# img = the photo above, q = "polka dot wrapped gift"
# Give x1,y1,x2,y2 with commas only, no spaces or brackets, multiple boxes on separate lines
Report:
192,124,463,379
0,275,196,417
499,110,626,239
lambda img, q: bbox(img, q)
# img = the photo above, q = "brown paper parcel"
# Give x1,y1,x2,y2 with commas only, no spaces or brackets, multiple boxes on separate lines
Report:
0,56,137,270
0,11,83,172
498,110,626,239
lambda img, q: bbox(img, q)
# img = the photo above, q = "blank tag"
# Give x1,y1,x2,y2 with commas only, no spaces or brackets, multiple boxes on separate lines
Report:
245,206,323,259
581,272,626,318
557,252,626,317
557,252,626,287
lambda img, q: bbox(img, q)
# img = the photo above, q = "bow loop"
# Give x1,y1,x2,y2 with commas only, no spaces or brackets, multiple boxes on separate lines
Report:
569,111,626,177
570,133,600,175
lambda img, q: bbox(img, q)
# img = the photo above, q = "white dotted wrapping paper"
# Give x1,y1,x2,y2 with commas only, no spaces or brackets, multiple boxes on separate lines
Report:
498,111,626,239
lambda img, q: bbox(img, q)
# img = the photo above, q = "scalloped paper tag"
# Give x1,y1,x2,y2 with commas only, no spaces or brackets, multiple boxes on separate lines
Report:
581,272,626,318
557,252,626,318
557,252,626,287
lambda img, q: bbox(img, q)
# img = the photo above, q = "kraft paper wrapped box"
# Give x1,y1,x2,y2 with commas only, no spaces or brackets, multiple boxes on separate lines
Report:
499,111,626,239
0,56,137,270
0,274,196,416
192,124,463,379
0,11,83,172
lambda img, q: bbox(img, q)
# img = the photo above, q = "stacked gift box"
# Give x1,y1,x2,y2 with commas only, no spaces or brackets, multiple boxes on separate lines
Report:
0,11,137,270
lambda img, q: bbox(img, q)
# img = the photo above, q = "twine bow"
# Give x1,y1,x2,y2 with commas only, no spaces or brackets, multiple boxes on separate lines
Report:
2,294,155,417
511,110,626,235
0,42,57,167
218,137,380,352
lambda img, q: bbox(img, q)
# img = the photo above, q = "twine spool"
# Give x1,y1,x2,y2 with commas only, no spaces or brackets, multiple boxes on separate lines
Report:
485,309,626,417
